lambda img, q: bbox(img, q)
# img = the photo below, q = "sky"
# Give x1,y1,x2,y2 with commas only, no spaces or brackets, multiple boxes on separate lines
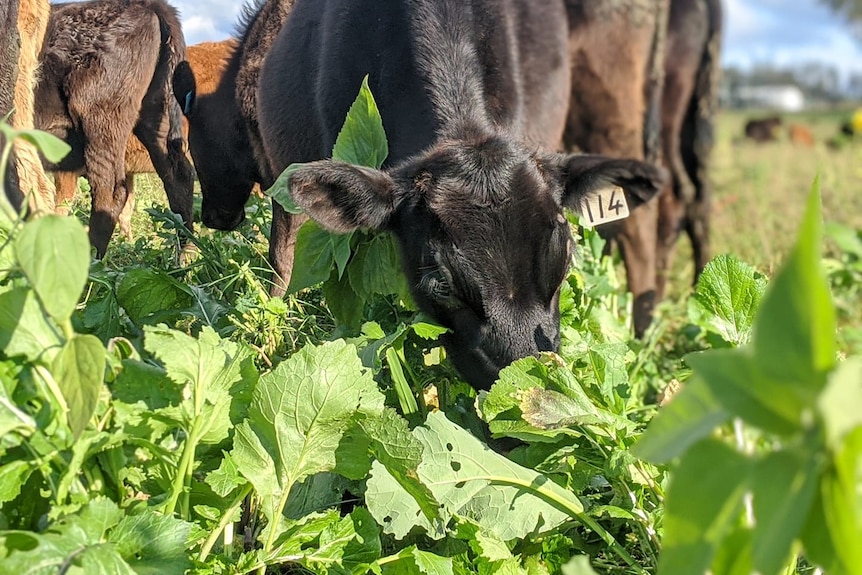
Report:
56,0,862,84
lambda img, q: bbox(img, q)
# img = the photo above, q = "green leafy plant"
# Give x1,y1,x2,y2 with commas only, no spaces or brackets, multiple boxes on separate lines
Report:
635,181,862,575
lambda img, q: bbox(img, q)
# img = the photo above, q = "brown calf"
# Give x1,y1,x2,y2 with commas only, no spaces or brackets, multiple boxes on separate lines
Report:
34,0,194,257
53,39,237,239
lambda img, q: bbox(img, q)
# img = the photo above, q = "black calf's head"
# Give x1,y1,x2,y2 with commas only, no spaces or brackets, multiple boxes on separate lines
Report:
289,136,664,390
172,61,257,231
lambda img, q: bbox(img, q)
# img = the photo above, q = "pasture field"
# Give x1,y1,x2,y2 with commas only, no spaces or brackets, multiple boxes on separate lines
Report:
0,103,860,575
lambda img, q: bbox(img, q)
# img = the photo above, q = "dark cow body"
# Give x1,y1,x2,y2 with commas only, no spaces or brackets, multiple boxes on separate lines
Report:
744,116,782,143
252,0,665,390
655,0,722,300
172,0,293,236
35,0,194,256
563,0,669,337
1,0,21,206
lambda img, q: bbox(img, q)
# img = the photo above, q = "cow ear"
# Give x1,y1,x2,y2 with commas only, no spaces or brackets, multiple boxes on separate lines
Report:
288,160,397,233
551,153,666,210
172,61,197,116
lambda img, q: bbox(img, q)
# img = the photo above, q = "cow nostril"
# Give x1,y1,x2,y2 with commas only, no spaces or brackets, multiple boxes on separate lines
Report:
534,325,555,352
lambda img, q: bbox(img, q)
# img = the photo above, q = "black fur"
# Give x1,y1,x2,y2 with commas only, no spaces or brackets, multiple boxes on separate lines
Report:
257,0,665,390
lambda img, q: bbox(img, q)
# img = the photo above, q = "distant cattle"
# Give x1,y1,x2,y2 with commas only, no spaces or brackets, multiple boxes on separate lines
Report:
788,124,814,147
54,39,237,239
1,0,56,213
35,0,194,257
655,0,722,302
744,116,782,143
251,0,664,390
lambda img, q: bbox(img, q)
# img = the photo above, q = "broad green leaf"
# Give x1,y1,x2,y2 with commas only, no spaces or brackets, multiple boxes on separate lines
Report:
380,546,455,575
0,460,35,503
359,408,440,522
12,128,71,163
323,269,365,328
411,319,449,340
586,343,630,403
145,325,251,444
53,334,105,438
633,376,728,464
205,452,246,498
0,499,188,575
0,369,36,440
14,215,90,323
348,233,406,299
0,286,62,362
305,507,382,574
658,438,751,575
818,426,862,573
332,75,389,169
687,254,767,346
366,411,582,541
711,526,753,575
817,358,862,451
561,556,599,575
231,340,384,525
283,473,351,520
287,220,354,293
116,268,194,326
752,450,821,575
752,183,836,391
685,349,804,436
109,511,193,575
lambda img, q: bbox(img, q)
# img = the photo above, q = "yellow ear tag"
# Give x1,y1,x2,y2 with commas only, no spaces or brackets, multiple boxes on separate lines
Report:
577,186,630,227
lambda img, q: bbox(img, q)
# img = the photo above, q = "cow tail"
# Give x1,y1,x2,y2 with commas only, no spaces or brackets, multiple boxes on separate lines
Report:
642,0,670,165
690,0,722,189
153,0,187,153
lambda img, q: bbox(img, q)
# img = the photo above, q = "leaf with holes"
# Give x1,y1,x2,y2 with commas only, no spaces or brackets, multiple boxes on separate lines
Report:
366,411,582,541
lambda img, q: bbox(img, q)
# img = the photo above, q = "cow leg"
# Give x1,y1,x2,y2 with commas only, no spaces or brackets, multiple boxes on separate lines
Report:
616,200,659,338
655,181,684,301
118,173,135,240
54,171,80,215
686,190,710,284
269,202,307,297
82,139,130,257
133,111,194,233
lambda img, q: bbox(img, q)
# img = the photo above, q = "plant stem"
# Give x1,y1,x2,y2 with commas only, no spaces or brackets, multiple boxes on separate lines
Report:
198,483,253,562
164,420,201,518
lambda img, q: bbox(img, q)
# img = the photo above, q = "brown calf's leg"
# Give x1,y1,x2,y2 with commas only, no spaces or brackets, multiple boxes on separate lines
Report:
616,199,659,338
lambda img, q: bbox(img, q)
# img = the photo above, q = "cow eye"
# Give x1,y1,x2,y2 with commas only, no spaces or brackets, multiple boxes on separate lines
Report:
419,269,451,301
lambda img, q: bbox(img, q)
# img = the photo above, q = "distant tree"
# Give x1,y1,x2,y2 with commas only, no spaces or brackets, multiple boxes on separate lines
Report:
820,0,862,31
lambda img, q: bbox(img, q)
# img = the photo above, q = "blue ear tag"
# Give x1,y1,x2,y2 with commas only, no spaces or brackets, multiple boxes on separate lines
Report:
184,91,194,115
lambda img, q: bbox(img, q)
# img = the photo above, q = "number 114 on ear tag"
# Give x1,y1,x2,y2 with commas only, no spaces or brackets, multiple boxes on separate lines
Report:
577,186,630,227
